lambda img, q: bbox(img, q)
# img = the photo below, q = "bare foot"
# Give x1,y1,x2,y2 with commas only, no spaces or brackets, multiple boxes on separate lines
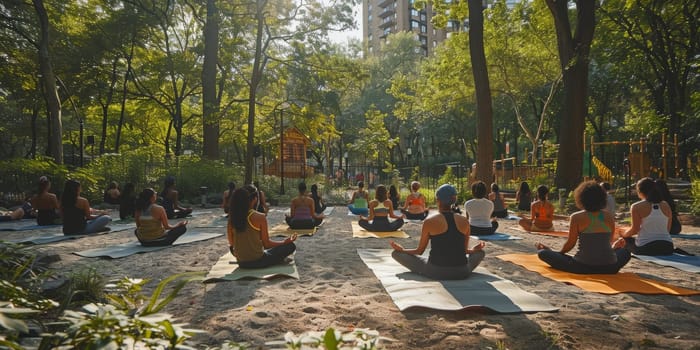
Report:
535,242,549,250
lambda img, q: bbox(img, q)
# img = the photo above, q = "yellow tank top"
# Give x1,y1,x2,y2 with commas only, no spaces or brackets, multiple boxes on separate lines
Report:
232,210,264,262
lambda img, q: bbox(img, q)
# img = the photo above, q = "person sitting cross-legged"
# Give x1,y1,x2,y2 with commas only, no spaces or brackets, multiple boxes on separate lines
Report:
465,181,499,235
401,181,429,220
161,176,192,219
518,185,554,232
359,184,405,232
134,188,188,247
536,181,631,274
619,177,676,256
348,181,370,216
285,182,324,229
229,185,297,269
390,184,485,280
61,179,111,235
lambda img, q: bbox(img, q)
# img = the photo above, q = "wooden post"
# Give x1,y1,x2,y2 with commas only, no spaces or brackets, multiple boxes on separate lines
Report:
674,133,679,178
662,133,667,179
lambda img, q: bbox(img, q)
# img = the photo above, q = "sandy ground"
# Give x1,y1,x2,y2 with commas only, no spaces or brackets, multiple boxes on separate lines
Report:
5,206,700,349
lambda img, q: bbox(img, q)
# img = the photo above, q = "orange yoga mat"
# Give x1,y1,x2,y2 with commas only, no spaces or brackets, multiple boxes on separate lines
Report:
512,226,569,238
497,253,700,295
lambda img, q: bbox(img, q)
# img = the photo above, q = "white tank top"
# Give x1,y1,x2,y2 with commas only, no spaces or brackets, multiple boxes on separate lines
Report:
636,202,672,247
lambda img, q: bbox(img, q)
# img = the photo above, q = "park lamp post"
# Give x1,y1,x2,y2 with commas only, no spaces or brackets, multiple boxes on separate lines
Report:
344,152,349,185
279,102,290,195
407,147,412,167
623,156,630,208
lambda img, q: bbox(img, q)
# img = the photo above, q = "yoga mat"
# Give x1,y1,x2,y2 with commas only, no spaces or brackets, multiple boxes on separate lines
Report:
351,221,409,239
9,232,82,245
633,253,700,273
513,226,569,238
9,228,114,245
108,223,137,233
672,233,700,240
204,253,298,282
73,231,222,258
472,233,522,241
322,206,335,216
497,253,700,295
616,225,700,240
0,221,61,231
357,249,557,313
269,224,318,237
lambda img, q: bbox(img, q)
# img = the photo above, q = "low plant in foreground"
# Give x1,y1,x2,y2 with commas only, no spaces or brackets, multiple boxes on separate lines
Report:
265,327,391,350
40,272,205,349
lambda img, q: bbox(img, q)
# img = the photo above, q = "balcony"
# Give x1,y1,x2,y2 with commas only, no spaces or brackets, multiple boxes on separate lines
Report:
378,17,394,29
378,0,393,8
378,7,395,18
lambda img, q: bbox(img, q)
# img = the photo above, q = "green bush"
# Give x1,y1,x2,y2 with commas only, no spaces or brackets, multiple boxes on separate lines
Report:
41,272,205,349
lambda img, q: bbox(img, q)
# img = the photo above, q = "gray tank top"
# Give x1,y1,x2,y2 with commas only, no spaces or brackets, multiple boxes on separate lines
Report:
573,212,616,265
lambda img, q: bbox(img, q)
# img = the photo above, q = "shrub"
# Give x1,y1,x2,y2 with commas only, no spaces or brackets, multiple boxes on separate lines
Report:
41,272,205,349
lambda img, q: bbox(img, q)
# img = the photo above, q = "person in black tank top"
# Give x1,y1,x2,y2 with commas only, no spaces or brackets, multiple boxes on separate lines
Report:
390,184,485,280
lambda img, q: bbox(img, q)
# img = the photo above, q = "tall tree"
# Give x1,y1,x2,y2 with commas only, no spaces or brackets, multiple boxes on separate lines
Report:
545,0,595,190
416,0,494,183
33,0,63,163
202,0,220,159
467,0,494,184
599,0,699,173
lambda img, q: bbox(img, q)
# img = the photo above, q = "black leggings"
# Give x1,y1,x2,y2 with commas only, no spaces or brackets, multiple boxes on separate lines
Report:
137,225,187,247
538,249,631,274
285,216,322,229
402,210,428,221
238,243,296,269
392,250,486,280
470,221,499,235
359,216,404,232
625,238,674,256
492,209,508,218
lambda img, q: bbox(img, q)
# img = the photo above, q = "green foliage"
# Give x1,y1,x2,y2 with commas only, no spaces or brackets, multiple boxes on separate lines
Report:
177,157,243,201
0,157,69,198
691,170,700,216
44,272,205,349
410,166,421,182
271,327,389,350
437,166,457,187
0,243,59,349
67,267,106,305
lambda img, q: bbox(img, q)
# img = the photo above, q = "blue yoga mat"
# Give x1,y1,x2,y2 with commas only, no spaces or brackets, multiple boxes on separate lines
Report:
472,233,522,241
633,253,700,273
672,233,700,240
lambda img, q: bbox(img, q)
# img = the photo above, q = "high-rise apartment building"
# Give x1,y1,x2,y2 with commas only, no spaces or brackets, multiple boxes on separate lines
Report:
363,0,461,56
363,0,521,56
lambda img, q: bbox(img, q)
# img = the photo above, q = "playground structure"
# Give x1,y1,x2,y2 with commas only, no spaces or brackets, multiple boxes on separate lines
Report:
480,133,682,191
263,127,315,179
586,133,680,184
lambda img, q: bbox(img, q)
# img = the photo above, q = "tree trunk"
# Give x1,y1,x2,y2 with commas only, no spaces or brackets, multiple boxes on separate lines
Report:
33,0,62,164
115,38,135,153
245,0,268,184
468,0,494,184
202,0,220,159
99,59,119,154
546,0,595,191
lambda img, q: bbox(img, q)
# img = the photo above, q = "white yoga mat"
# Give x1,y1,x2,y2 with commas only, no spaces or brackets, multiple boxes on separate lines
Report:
357,248,558,313
73,231,222,258
204,253,299,282
633,253,700,273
